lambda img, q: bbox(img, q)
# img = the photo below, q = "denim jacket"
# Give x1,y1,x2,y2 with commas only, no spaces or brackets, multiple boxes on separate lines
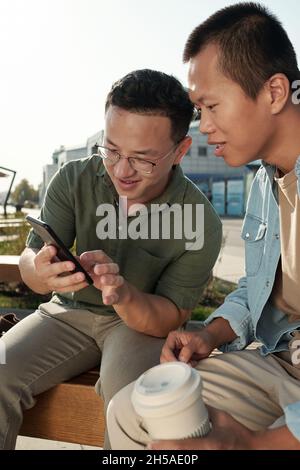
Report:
205,156,300,441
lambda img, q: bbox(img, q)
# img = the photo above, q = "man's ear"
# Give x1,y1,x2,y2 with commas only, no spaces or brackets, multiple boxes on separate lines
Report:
265,73,291,114
174,136,192,164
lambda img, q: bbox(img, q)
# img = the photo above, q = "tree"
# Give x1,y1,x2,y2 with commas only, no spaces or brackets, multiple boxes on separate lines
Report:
11,179,39,205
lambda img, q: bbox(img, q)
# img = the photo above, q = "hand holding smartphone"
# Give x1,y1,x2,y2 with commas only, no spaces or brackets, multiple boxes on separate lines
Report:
26,215,93,285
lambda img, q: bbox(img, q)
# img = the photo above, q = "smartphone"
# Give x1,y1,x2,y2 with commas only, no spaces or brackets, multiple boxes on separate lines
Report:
25,215,93,285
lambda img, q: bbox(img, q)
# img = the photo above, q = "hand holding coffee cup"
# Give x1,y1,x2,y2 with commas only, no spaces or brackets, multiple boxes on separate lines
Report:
131,362,210,440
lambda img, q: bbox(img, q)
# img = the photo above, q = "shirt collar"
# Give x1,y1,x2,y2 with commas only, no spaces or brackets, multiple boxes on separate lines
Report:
262,156,300,175
295,155,300,179
147,165,187,208
96,160,119,204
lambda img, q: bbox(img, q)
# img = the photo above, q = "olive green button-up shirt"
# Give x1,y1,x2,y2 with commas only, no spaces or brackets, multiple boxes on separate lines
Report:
26,156,222,315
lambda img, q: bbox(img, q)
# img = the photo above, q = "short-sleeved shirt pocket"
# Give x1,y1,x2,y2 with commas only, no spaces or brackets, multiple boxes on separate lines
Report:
122,247,172,293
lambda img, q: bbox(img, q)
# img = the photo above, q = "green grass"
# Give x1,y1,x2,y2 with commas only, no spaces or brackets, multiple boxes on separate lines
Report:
191,305,216,322
0,293,50,309
0,219,50,308
191,277,237,321
0,284,51,309
0,212,25,220
0,221,31,255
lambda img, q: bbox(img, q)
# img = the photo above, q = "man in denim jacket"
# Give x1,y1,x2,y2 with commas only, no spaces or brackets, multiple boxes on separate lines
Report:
107,3,300,450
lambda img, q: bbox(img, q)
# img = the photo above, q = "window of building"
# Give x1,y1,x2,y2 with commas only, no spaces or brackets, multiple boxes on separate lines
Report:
198,146,207,157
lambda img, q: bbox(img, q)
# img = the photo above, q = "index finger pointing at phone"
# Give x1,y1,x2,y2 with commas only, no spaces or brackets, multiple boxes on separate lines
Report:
80,250,112,265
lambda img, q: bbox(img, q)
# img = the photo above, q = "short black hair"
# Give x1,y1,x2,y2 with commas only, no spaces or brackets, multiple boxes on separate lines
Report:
183,2,300,99
105,69,194,143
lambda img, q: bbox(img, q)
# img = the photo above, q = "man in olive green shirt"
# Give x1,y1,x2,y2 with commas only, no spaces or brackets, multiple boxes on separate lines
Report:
0,69,221,450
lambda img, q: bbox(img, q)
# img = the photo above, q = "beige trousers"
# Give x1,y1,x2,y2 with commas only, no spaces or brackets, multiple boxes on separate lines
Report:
0,301,165,450
107,348,300,449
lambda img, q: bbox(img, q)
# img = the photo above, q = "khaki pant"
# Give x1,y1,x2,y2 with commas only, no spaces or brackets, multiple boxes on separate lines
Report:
0,301,165,450
107,348,300,449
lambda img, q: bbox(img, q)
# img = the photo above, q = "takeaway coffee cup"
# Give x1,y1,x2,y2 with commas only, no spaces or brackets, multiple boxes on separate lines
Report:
131,362,210,440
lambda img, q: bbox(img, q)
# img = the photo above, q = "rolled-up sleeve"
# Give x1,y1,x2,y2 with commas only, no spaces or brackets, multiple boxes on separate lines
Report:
204,276,255,351
155,224,222,310
284,402,300,442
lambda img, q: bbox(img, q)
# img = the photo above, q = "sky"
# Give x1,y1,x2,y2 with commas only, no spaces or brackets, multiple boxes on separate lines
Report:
1,0,300,188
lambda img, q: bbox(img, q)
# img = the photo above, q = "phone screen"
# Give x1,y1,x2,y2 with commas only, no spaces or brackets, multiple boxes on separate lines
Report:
26,216,93,285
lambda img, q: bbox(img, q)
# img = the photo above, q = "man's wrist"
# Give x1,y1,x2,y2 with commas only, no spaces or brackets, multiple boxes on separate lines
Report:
248,426,300,450
248,428,281,450
114,280,132,305
205,317,237,349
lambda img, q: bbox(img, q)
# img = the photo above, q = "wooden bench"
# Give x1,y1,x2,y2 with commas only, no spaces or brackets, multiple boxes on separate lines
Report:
20,367,105,447
0,256,23,283
0,256,105,447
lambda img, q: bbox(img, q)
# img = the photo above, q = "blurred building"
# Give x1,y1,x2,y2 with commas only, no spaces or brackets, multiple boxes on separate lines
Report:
56,144,87,168
40,144,86,204
40,163,58,203
40,131,104,205
182,121,260,216
86,130,103,157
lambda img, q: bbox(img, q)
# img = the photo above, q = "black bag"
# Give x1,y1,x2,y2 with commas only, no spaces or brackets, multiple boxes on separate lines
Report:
0,313,20,336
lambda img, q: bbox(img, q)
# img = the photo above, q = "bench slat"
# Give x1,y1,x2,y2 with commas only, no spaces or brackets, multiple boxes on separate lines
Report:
0,256,22,283
20,369,105,447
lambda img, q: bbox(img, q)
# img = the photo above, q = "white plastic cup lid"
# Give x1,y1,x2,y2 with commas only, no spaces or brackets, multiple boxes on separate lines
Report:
132,362,202,418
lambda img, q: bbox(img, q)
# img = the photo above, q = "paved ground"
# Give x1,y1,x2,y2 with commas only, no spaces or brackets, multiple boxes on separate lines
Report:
213,217,244,283
16,436,101,450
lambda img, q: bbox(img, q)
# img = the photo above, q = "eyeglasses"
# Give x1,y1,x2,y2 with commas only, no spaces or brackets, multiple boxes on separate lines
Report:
193,107,201,120
93,143,179,175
